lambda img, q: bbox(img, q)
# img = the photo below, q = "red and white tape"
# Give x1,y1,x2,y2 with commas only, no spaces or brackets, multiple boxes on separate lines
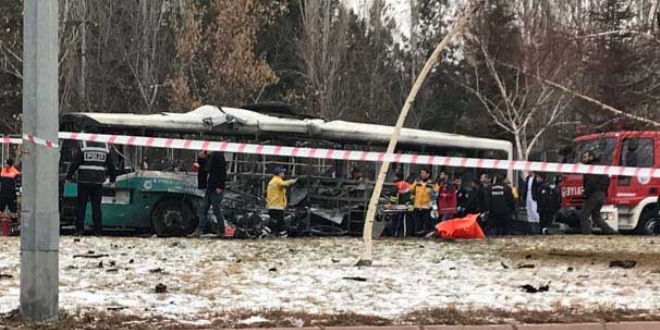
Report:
1,134,59,148
1,136,22,145
3,131,660,179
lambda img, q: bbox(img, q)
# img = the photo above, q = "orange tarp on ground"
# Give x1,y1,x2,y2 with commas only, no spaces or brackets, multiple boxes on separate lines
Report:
435,214,486,239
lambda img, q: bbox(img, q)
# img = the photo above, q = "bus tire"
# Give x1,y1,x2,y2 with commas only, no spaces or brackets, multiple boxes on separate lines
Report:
152,199,197,237
634,207,660,235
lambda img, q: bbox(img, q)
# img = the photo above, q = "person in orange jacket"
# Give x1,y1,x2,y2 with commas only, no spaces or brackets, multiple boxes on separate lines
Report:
392,172,411,237
0,159,20,221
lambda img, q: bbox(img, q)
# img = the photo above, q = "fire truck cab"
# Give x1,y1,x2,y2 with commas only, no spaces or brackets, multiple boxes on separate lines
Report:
561,131,660,234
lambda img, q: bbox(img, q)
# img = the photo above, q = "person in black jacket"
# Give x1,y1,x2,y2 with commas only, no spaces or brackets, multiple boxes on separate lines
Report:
189,150,227,237
0,159,20,221
487,173,515,236
477,173,492,213
467,179,481,215
536,173,561,233
579,151,617,234
66,141,117,236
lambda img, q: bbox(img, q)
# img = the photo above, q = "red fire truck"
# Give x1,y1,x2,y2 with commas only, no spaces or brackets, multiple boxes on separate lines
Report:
561,131,660,234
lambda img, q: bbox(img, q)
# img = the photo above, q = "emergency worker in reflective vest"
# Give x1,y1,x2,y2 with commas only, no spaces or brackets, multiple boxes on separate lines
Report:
66,140,117,236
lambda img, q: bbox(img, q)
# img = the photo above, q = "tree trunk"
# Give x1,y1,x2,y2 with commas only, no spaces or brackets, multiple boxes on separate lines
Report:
356,0,482,266
80,0,87,111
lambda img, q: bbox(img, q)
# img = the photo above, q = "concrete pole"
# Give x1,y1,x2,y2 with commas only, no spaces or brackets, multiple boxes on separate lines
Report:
20,0,60,322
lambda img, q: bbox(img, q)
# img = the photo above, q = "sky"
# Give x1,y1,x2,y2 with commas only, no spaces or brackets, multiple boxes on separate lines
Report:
344,0,412,36
344,0,467,40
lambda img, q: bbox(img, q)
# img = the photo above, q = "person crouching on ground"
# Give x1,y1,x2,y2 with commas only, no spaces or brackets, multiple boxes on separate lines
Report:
267,167,298,237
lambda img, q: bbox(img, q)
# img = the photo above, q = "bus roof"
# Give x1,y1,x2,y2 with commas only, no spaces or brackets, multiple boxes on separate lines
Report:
62,105,513,158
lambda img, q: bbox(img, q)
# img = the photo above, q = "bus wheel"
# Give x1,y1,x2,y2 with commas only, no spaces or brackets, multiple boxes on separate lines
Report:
152,200,196,237
635,209,660,235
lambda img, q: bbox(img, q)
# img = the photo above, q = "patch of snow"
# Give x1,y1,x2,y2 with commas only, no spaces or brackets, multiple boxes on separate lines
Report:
2,236,660,321
239,315,271,325
178,319,212,326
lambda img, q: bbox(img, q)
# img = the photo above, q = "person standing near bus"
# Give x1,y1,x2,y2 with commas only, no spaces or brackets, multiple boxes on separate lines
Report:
438,173,458,221
522,172,540,231
488,173,515,236
411,168,439,236
536,173,561,234
579,151,617,235
392,171,411,237
189,150,227,237
0,159,20,222
477,173,492,214
66,141,116,236
267,167,297,237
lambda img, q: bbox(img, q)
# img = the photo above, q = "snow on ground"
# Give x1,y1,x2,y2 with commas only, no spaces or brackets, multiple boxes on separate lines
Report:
2,236,660,321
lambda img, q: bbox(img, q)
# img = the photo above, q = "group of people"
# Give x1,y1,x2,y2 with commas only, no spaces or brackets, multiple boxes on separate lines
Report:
389,168,563,237
389,150,614,237
63,138,614,238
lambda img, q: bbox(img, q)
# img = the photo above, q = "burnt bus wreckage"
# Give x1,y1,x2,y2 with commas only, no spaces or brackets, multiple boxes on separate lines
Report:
59,104,513,237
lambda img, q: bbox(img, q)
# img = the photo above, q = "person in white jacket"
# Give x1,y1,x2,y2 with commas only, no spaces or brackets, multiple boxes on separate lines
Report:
524,172,540,233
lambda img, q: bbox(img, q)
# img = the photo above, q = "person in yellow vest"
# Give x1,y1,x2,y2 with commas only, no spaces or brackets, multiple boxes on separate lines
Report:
411,168,439,236
267,167,298,237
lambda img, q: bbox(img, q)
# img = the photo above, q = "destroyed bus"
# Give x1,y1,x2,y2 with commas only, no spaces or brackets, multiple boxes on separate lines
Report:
59,104,514,237
561,131,660,235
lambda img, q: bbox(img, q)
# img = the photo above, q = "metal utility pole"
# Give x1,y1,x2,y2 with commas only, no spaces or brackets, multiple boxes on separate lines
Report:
20,0,60,322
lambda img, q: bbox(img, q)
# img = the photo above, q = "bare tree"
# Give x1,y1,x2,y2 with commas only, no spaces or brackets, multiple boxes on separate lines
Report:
298,0,351,119
121,0,171,113
456,36,573,160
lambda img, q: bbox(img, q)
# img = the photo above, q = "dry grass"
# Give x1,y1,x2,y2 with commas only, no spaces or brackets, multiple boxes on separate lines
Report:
401,306,660,325
4,306,660,330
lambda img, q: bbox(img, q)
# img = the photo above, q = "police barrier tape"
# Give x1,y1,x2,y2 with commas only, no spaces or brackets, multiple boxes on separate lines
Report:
2,131,660,179
1,134,59,148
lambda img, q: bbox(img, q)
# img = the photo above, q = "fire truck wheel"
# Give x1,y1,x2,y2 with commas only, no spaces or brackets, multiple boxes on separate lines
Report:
152,199,197,237
635,209,659,235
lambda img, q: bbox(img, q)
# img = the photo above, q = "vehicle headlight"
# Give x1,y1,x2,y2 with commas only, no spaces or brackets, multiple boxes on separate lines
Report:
602,212,615,221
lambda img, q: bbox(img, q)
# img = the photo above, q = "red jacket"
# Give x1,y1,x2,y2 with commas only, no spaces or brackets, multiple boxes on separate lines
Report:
438,183,458,215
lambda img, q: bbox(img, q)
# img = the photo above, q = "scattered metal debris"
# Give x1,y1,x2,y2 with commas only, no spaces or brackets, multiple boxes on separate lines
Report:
609,260,637,269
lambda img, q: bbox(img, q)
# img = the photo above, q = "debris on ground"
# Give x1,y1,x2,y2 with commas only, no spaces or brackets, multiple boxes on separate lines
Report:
517,264,536,269
155,283,167,294
149,268,163,274
609,260,637,269
521,283,550,294
2,236,660,321
74,253,109,259
0,274,12,280
343,277,368,282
